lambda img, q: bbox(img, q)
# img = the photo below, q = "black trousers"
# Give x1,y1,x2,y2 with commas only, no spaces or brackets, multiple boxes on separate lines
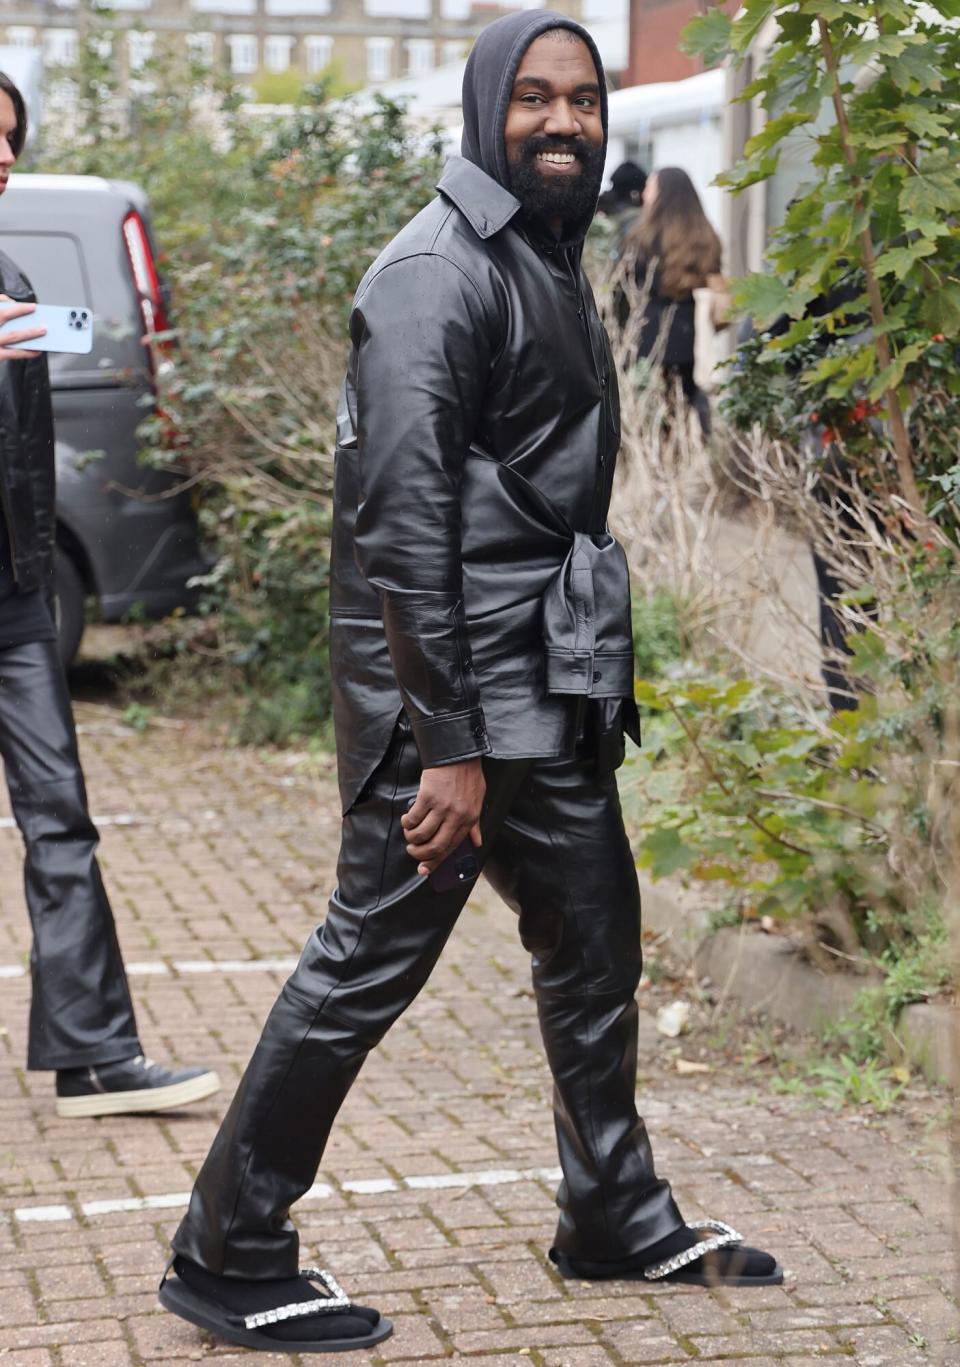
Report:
0,639,141,1070
172,718,683,1277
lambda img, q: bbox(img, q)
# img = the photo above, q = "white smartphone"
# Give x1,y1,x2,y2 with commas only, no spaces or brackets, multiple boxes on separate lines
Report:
0,303,94,355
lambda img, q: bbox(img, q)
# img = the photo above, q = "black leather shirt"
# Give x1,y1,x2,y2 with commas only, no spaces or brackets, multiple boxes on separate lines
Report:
0,251,58,650
329,157,631,813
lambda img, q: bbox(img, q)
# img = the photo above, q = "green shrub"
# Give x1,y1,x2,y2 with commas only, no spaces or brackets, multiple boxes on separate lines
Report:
37,44,443,742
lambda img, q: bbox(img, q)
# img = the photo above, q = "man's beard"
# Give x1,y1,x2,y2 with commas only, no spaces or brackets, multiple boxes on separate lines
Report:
507,135,605,228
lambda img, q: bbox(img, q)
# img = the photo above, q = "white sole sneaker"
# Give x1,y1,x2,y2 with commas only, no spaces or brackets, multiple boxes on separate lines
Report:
56,1069,221,1118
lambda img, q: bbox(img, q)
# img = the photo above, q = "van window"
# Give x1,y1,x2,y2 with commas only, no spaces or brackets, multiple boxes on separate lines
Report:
0,232,90,306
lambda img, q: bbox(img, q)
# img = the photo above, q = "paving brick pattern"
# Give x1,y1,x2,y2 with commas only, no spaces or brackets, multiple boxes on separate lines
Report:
0,700,957,1365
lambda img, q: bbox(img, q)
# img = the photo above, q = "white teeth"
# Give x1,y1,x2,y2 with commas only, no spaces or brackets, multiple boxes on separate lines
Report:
538,152,576,165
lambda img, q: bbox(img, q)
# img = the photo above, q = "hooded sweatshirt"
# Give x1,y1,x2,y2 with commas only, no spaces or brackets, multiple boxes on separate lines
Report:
460,10,608,247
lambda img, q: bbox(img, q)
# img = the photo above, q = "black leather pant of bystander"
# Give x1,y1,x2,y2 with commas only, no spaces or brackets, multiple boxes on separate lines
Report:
172,717,684,1276
0,639,141,1069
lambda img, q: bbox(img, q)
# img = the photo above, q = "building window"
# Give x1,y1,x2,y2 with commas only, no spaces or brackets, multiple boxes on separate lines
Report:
365,0,428,15
128,30,155,71
305,34,332,74
443,40,464,65
192,0,255,15
187,31,215,65
45,28,79,65
228,33,258,73
267,0,329,12
405,38,433,76
365,36,393,82
264,34,293,72
7,27,36,48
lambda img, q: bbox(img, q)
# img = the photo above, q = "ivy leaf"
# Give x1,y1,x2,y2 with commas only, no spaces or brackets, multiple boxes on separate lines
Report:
680,8,733,64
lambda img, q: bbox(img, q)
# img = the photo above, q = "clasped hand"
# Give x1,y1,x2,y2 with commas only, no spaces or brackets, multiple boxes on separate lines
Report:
400,758,485,877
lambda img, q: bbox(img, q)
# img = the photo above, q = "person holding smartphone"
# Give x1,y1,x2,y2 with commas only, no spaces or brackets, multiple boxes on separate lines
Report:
0,71,220,1116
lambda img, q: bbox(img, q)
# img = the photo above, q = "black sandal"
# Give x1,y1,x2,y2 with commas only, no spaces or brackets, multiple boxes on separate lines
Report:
552,1220,785,1288
159,1260,394,1353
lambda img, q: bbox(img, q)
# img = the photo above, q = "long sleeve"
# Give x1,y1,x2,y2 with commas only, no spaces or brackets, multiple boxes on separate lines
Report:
351,252,495,767
21,354,56,607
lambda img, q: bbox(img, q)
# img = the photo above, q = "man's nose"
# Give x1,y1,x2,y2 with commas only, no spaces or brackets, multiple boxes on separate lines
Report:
543,101,582,138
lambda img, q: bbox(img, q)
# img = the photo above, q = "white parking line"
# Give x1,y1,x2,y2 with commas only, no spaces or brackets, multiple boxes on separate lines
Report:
11,1166,562,1227
0,957,300,980
0,813,140,831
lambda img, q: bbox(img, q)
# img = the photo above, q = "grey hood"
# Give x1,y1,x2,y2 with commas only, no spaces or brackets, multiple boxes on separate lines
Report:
460,10,608,197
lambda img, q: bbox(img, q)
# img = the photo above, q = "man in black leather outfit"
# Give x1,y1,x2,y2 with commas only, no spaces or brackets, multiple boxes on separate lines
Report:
0,73,219,1118
160,14,781,1353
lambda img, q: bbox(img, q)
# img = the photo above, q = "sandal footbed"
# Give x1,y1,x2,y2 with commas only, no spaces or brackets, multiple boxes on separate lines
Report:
552,1253,784,1288
159,1277,394,1353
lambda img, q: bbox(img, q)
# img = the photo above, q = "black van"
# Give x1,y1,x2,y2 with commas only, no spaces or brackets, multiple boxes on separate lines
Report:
0,172,207,662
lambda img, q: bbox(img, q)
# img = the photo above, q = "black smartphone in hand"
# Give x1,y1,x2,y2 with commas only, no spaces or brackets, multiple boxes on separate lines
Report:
430,838,480,894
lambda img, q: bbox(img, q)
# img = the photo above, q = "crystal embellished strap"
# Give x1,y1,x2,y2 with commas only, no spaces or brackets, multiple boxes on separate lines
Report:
241,1267,351,1330
642,1219,742,1282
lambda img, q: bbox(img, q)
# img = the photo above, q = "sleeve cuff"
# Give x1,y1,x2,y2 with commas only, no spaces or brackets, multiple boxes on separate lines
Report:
410,707,491,768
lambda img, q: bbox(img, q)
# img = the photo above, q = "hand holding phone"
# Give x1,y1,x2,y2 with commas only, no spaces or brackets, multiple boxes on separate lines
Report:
0,296,46,360
0,301,93,355
402,759,484,882
430,837,481,894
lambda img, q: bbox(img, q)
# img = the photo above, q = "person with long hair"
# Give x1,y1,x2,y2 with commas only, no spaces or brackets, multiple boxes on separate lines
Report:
0,70,219,1116
621,166,723,430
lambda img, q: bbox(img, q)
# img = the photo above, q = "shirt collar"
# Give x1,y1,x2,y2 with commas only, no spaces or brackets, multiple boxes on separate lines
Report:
436,156,521,241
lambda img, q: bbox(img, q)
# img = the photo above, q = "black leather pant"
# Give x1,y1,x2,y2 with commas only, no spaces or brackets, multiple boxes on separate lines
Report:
0,639,141,1070
173,719,683,1275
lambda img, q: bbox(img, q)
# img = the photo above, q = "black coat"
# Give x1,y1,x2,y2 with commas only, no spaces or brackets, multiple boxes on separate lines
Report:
330,156,637,813
0,250,56,598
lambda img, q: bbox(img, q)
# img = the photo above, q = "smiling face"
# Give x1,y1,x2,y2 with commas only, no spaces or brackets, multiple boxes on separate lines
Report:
503,30,605,233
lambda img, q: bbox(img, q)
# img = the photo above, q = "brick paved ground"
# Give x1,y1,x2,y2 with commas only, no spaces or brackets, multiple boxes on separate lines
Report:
0,694,957,1365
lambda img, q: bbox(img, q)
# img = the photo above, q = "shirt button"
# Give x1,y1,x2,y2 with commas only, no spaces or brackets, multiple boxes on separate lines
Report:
593,670,602,683
473,723,486,739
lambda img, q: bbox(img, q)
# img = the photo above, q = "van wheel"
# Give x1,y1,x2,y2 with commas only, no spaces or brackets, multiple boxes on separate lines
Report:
55,546,86,667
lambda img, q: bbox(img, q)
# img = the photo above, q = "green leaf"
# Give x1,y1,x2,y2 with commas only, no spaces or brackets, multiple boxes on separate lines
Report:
886,47,944,92
634,680,672,713
868,340,927,401
923,282,960,336
734,273,792,327
873,240,937,281
900,157,960,220
638,827,695,879
745,110,814,158
798,0,857,19
894,104,953,140
730,0,781,55
717,150,782,193
680,7,733,64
